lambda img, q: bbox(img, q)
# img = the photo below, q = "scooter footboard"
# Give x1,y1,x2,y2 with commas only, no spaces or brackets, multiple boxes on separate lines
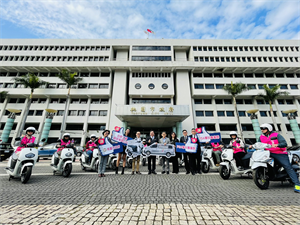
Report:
220,161,230,170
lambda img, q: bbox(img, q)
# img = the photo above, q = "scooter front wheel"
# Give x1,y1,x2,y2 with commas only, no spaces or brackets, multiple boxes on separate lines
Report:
21,166,32,184
201,162,210,173
62,164,72,177
253,167,269,190
219,165,231,180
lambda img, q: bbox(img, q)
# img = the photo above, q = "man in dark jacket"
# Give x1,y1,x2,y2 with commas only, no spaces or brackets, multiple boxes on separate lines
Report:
180,129,191,174
189,128,202,175
145,130,158,174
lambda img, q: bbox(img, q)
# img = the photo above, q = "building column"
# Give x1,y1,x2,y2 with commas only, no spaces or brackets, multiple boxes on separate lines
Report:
0,97,9,128
122,121,128,130
287,112,300,145
274,100,291,146
1,111,17,143
212,98,220,132
14,98,29,141
109,70,127,131
175,71,194,131
176,122,182,138
37,97,50,141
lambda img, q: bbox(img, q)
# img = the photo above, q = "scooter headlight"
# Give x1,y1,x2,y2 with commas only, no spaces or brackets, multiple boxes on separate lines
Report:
222,153,227,158
203,153,208,157
25,153,35,158
65,152,72,157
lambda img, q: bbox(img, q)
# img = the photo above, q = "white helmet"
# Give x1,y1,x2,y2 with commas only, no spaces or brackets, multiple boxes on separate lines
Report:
26,127,36,134
90,134,97,139
229,131,238,136
63,133,70,138
260,123,273,132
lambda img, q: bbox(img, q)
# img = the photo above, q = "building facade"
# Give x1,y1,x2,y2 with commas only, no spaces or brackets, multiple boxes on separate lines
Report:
0,39,299,146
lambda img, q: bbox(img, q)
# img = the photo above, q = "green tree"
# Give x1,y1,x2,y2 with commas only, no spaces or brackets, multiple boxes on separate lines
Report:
56,69,82,138
12,73,48,136
256,84,289,131
223,82,252,141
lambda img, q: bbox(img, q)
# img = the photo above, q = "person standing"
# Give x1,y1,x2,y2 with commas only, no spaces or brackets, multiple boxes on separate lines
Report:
98,130,111,177
159,131,170,174
145,130,158,174
131,131,142,175
180,130,191,174
170,132,180,174
189,128,202,175
116,128,130,175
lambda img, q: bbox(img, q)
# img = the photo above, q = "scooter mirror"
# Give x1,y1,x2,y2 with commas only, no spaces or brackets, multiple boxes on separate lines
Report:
41,138,46,142
15,137,21,141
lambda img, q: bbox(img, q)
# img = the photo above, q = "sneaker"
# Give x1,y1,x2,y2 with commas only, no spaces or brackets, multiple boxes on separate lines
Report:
167,171,169,174
216,164,220,167
295,185,300,193
238,166,244,171
136,171,142,175
152,171,157,175
131,171,135,175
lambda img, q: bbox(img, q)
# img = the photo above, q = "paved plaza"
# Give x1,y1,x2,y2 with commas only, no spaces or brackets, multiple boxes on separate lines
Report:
0,158,299,225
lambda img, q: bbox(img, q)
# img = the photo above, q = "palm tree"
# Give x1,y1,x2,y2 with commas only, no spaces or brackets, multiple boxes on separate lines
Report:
12,73,48,137
256,84,289,132
223,82,252,141
56,69,82,138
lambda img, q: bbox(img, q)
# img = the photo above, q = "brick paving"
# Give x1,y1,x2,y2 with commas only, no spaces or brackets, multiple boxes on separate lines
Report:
0,159,299,224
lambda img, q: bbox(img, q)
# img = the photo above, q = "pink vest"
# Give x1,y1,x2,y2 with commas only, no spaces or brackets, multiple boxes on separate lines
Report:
16,136,36,152
260,132,287,154
211,143,221,152
58,139,71,152
232,140,244,154
86,140,97,150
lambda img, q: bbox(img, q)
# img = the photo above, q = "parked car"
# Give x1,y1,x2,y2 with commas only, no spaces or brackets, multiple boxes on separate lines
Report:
0,142,14,161
143,143,175,158
288,146,300,166
76,146,84,156
38,143,57,160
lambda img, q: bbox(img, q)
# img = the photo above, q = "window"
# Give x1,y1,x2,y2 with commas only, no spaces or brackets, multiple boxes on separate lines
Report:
280,85,288,89
286,99,293,105
88,124,106,131
91,99,100,104
277,99,284,105
78,84,87,89
5,83,14,88
224,73,233,78
132,56,171,61
148,83,155,90
244,74,253,78
89,84,98,89
205,84,214,89
194,99,202,104
194,57,199,62
269,84,276,89
203,99,212,104
216,84,224,89
260,111,268,117
68,110,77,116
244,99,252,104
204,73,213,77
256,99,265,105
238,111,246,117
28,110,34,116
89,110,98,116
9,98,18,103
258,84,264,89
162,83,168,89
194,84,204,89
268,111,277,117
265,73,273,78
236,99,243,104
78,110,85,116
99,84,109,89
132,46,171,51
196,111,204,117
57,84,67,89
100,99,109,104
71,99,80,104
36,110,43,116
224,99,232,104
48,83,56,88
290,85,298,89
247,84,256,89
99,110,107,116
281,112,288,117
220,124,237,131
66,124,83,130
217,111,225,117
215,99,223,104
80,99,87,104
50,98,59,103
242,124,253,131
226,111,234,117
205,111,214,117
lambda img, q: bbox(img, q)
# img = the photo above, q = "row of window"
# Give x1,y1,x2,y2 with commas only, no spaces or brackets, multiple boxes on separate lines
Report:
194,83,299,90
195,110,297,117
0,56,109,62
0,72,110,77
193,73,299,78
132,72,171,78
68,110,108,116
132,98,171,104
0,83,109,89
0,45,110,51
193,46,299,52
131,56,172,61
195,98,298,105
194,56,299,63
132,46,171,51
1,98,109,104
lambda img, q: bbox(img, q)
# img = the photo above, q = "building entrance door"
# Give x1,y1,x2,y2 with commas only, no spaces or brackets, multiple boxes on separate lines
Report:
130,127,174,140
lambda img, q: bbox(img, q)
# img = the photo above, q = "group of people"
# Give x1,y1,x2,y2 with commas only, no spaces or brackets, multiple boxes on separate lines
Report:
11,122,300,193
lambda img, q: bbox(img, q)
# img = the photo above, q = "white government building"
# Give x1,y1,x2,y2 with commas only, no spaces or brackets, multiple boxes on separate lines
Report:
0,39,299,146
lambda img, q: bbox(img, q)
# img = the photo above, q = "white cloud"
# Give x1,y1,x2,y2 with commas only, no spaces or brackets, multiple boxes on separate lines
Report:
0,0,299,39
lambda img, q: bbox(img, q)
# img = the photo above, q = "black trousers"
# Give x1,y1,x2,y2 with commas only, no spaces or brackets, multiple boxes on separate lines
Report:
172,152,181,173
183,153,190,172
234,152,246,167
189,153,197,173
196,150,202,172
148,156,156,172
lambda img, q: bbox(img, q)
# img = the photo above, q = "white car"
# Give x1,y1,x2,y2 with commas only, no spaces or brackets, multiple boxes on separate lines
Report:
143,143,175,158
126,140,144,158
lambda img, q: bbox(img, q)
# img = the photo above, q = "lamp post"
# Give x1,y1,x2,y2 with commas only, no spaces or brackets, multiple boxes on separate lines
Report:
0,109,21,143
246,109,260,141
282,109,300,146
40,109,57,143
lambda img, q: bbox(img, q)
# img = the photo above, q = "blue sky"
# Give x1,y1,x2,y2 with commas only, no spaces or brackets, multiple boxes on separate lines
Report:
0,0,299,39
